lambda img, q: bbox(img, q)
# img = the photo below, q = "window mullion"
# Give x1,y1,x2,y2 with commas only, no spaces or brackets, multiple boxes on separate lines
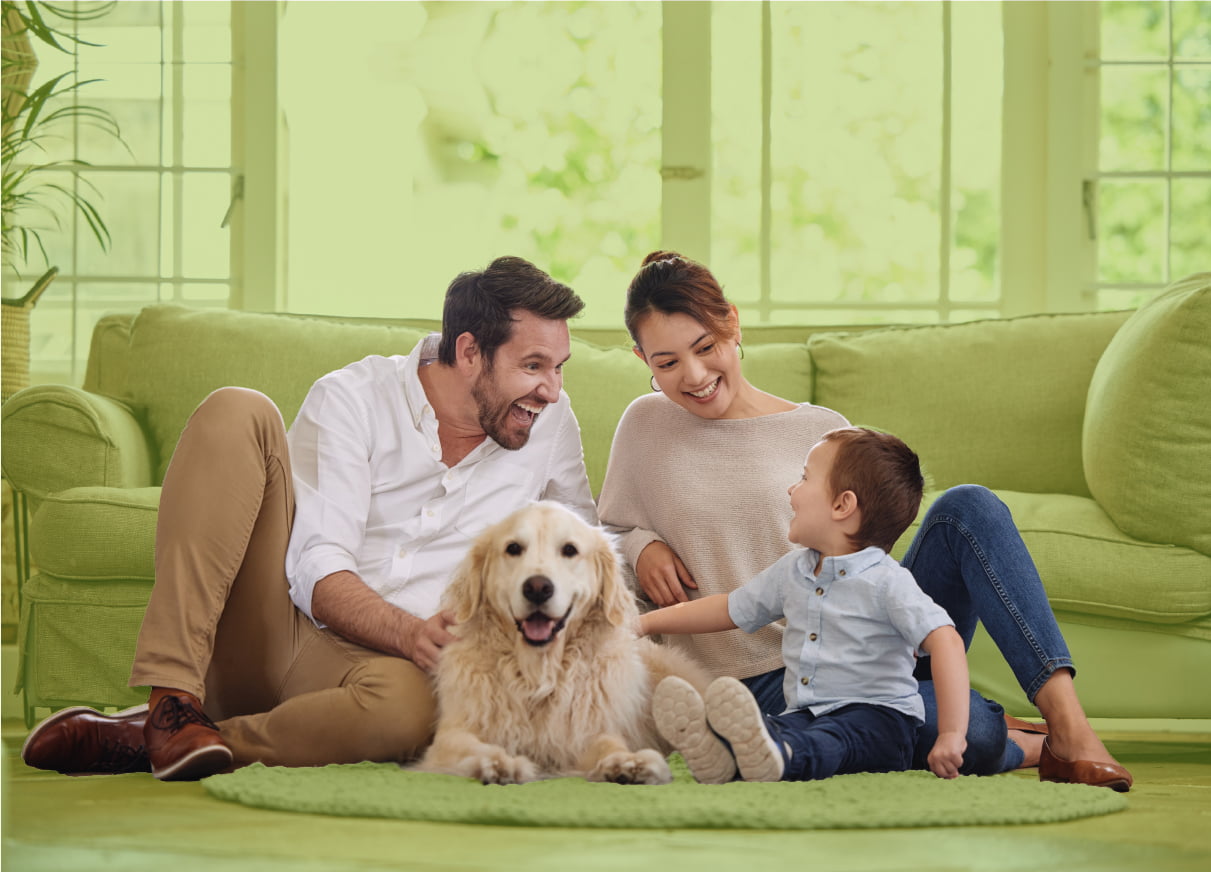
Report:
759,0,771,321
660,1,711,264
939,0,953,322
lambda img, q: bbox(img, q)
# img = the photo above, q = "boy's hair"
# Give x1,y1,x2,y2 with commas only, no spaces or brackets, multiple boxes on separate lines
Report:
437,256,584,367
820,427,924,553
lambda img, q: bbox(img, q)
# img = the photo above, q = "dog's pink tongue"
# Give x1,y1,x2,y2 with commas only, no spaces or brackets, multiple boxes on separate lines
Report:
522,614,556,642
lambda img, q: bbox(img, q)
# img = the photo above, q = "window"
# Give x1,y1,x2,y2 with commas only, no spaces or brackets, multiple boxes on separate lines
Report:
4,0,234,386
279,0,660,324
705,1,1003,325
1093,0,1211,310
278,0,1004,327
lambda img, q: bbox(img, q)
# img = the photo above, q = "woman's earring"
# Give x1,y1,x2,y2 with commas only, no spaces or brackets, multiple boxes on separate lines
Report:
737,342,745,360
650,375,662,393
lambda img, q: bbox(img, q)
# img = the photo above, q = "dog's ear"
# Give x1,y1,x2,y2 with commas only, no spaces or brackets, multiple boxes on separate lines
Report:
593,535,636,628
443,535,488,623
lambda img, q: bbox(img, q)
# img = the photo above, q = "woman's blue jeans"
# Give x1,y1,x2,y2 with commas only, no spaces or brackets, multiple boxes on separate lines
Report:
744,485,1072,775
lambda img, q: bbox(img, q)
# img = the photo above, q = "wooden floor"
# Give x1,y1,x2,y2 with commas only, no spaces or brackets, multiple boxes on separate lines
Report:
3,720,1210,872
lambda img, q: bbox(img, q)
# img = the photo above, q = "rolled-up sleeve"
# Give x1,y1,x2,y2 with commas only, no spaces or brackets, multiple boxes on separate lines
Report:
285,375,376,623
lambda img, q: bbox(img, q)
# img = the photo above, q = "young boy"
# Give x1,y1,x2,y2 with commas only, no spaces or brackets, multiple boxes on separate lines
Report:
643,427,969,784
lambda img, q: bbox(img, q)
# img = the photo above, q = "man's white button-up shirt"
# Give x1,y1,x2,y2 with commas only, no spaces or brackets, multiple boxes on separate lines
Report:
285,334,597,624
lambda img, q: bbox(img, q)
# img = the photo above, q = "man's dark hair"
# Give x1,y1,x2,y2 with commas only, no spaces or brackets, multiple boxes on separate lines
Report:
822,427,925,553
437,257,584,366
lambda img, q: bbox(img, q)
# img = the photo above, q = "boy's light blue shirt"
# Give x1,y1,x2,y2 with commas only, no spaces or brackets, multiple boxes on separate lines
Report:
728,546,953,723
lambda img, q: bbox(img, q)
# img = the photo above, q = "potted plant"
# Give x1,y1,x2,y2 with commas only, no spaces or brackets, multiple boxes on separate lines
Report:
2,0,120,400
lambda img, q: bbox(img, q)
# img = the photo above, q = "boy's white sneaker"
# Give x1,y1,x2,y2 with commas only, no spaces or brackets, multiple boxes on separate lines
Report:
704,676,787,782
652,676,737,784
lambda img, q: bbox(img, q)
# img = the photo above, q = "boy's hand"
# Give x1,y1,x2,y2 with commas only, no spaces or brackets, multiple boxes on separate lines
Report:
927,730,967,779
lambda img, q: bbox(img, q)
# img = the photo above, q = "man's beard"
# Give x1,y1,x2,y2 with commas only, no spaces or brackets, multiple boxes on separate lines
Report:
471,366,536,451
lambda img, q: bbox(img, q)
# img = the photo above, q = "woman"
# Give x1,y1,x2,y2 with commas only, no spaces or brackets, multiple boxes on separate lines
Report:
597,250,1131,788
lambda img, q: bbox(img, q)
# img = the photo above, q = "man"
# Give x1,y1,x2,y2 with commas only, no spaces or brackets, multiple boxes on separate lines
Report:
22,256,597,780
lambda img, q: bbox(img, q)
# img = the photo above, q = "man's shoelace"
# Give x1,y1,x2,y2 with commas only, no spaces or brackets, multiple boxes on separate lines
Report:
96,737,148,773
150,695,221,733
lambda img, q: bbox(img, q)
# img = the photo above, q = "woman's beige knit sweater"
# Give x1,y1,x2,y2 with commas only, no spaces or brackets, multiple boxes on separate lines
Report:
597,392,849,679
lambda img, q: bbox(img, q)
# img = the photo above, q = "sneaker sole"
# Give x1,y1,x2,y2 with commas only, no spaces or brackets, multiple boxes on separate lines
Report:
705,677,785,782
20,703,150,766
652,676,736,784
153,742,234,782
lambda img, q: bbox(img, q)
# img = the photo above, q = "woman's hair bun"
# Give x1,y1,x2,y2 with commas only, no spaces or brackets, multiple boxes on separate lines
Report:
641,250,683,267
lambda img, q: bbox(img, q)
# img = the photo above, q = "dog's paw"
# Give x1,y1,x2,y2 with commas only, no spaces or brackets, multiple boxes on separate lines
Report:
461,748,539,785
588,748,672,785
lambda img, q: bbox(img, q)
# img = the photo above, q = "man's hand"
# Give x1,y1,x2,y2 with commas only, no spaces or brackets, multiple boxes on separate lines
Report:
927,730,967,779
313,571,457,672
404,610,458,674
635,541,697,607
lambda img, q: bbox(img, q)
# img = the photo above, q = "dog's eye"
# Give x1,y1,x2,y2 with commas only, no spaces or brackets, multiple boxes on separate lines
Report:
561,543,579,558
506,542,524,556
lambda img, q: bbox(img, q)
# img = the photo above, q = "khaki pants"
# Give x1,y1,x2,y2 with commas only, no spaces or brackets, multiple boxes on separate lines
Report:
129,388,435,767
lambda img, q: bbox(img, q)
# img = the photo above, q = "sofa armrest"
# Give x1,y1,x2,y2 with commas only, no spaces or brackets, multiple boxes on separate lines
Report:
1,385,154,501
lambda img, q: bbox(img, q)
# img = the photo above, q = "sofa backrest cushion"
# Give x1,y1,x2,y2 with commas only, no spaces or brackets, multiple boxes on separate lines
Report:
83,314,135,399
124,306,427,483
1083,272,1211,555
808,310,1130,496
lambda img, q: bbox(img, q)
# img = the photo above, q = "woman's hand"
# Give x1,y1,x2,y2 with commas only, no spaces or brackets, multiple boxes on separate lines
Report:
636,541,697,607
927,730,967,779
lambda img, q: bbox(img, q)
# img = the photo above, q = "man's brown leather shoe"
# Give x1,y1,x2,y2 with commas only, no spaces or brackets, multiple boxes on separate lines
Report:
21,704,151,775
1039,737,1132,792
145,693,233,781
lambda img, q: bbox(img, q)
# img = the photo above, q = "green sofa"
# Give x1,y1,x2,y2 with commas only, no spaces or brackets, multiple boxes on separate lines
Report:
4,273,1209,727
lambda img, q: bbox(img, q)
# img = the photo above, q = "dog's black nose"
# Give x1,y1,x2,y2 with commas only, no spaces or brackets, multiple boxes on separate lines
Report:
522,575,554,604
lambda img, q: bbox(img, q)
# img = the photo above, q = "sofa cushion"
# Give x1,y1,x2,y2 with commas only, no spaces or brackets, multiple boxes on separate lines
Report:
30,486,160,581
123,306,428,483
892,489,1211,624
1083,273,1211,555
808,311,1130,497
562,340,650,495
741,342,815,405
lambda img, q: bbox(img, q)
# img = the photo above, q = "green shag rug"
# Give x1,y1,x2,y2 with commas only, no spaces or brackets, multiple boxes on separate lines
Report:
203,755,1127,829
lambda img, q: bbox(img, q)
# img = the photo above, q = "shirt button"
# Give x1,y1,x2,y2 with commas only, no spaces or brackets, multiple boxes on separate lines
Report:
426,509,435,518
801,677,810,686
398,548,407,558
816,587,824,596
839,569,847,577
809,633,818,641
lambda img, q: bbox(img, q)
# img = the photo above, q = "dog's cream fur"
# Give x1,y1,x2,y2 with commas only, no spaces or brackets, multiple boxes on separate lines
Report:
418,501,713,785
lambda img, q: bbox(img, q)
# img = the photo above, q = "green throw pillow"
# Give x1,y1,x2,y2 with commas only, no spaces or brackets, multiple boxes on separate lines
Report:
809,311,1130,496
1083,272,1211,555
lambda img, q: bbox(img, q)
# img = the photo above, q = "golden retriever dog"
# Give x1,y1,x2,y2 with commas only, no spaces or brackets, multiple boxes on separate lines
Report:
418,501,714,785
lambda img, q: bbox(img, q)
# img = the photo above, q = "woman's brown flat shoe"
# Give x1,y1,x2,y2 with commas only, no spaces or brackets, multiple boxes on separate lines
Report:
1039,737,1132,792
1004,714,1049,735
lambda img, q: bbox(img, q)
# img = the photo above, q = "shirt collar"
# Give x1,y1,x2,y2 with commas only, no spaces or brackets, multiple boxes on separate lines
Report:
796,545,888,581
403,333,441,429
402,333,505,462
